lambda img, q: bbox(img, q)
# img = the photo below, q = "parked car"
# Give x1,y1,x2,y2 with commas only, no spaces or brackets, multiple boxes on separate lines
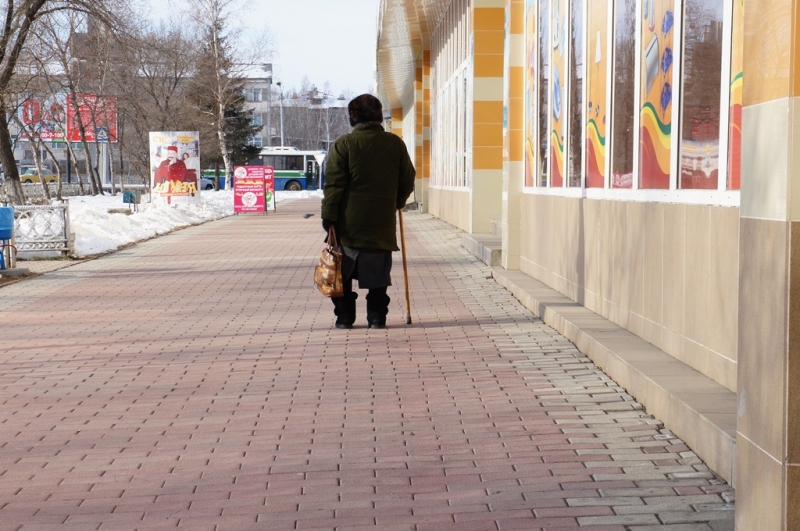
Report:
19,167,58,184
199,177,215,190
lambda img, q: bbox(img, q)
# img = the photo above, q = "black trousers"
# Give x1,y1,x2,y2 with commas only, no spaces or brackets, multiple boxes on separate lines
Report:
332,278,390,325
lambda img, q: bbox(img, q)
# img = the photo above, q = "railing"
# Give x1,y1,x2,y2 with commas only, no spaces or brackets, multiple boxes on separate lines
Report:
13,203,71,254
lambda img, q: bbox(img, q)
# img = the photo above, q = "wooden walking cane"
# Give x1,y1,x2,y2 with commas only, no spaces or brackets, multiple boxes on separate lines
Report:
398,209,412,324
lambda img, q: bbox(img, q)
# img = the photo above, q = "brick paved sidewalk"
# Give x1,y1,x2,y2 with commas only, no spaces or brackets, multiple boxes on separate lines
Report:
0,199,734,531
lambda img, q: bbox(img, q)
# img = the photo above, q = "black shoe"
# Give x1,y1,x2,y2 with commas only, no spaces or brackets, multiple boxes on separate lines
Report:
367,320,386,329
335,322,353,329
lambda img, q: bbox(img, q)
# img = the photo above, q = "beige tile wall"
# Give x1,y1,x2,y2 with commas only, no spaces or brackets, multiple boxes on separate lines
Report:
738,217,787,457
520,194,739,391
428,188,471,231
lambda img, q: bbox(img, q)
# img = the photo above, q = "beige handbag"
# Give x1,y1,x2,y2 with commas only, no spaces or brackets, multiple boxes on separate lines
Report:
314,226,344,297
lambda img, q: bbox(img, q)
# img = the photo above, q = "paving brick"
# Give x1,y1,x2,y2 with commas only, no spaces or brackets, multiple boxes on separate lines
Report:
0,199,734,530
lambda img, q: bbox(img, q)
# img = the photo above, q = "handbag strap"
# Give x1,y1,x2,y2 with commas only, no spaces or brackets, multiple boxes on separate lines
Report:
327,225,339,249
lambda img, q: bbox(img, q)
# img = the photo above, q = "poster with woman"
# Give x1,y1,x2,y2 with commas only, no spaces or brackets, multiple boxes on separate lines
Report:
639,0,675,189
149,131,201,205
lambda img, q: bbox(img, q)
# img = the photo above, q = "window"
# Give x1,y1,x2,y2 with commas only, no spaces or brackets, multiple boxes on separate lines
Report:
252,114,263,127
286,156,302,170
611,0,636,188
727,0,743,190
585,0,610,188
538,0,550,186
249,137,263,148
568,0,583,187
263,155,278,168
524,0,539,187
429,0,470,188
516,0,739,199
638,0,675,189
549,0,565,187
679,0,723,190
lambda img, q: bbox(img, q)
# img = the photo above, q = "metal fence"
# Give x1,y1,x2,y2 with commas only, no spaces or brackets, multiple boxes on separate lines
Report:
13,203,71,254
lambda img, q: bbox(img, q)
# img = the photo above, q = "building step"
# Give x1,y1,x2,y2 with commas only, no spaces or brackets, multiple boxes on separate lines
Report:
461,233,502,267
492,269,737,486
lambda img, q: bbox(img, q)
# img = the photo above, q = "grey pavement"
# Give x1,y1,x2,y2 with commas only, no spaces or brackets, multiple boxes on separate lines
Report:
0,198,734,530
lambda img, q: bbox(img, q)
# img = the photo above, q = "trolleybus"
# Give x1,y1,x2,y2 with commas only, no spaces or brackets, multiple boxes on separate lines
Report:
253,146,326,191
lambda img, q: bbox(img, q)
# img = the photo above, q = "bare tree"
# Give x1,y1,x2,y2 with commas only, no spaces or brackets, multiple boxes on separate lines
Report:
187,0,272,190
0,0,127,204
110,22,203,186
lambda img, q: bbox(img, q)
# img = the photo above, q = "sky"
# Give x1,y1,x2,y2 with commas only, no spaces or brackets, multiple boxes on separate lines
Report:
148,0,381,98
244,0,381,96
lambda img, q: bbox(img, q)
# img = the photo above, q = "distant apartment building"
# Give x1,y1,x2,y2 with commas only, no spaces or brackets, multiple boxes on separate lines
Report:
243,77,350,151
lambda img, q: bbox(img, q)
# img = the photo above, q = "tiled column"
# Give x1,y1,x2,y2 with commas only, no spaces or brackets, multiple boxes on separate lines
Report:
391,108,403,137
737,0,800,528
471,0,505,233
501,0,523,270
414,57,430,213
421,50,431,213
392,107,416,205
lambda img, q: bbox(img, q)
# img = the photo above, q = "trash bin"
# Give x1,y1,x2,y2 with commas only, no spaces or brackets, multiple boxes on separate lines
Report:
0,206,13,240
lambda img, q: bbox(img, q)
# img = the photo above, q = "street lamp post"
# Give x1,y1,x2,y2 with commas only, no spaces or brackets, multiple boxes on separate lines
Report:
276,81,285,147
263,63,272,147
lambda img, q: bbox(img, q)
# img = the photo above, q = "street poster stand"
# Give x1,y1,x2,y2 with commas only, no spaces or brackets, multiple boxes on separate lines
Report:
233,166,276,215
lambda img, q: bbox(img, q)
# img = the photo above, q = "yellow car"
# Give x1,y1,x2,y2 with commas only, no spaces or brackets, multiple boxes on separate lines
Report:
20,167,58,184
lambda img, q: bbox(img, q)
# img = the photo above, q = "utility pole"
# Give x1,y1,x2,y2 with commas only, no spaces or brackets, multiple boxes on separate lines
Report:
263,63,272,147
276,81,285,147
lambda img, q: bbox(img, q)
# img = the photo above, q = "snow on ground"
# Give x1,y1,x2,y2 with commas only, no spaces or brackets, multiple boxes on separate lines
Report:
68,189,323,258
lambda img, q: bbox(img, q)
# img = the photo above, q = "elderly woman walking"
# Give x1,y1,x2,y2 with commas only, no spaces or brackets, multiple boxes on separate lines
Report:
321,94,416,329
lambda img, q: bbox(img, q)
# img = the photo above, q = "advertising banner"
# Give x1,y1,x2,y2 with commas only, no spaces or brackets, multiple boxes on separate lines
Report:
149,132,200,205
18,93,67,142
549,0,567,187
264,166,276,211
66,93,118,143
233,166,276,213
524,0,538,187
727,0,743,190
233,166,266,213
638,0,675,189
585,0,609,188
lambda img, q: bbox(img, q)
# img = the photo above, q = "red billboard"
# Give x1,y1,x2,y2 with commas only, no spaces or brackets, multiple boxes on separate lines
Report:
18,93,67,141
66,93,118,143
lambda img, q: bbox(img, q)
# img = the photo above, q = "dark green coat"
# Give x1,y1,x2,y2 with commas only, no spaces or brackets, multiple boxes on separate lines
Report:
321,123,416,251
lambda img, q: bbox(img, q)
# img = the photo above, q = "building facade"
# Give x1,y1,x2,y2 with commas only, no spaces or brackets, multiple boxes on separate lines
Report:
377,0,800,528
243,78,350,151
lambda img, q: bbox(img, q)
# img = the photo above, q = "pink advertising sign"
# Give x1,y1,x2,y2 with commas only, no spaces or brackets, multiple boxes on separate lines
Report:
233,166,266,213
264,167,276,211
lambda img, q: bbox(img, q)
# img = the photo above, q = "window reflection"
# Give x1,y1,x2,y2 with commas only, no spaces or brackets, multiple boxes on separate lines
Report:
727,0,743,190
568,0,583,187
538,0,549,187
679,0,723,190
611,0,635,188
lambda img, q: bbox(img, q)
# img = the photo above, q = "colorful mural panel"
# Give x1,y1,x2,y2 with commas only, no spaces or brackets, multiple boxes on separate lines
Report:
586,0,609,188
525,0,538,187
639,0,674,189
727,0,743,190
550,0,567,187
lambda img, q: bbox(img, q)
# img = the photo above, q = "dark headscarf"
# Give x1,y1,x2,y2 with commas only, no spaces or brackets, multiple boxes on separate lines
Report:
348,94,383,127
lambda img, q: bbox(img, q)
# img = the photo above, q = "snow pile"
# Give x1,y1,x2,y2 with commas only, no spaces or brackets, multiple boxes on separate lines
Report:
68,189,323,258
